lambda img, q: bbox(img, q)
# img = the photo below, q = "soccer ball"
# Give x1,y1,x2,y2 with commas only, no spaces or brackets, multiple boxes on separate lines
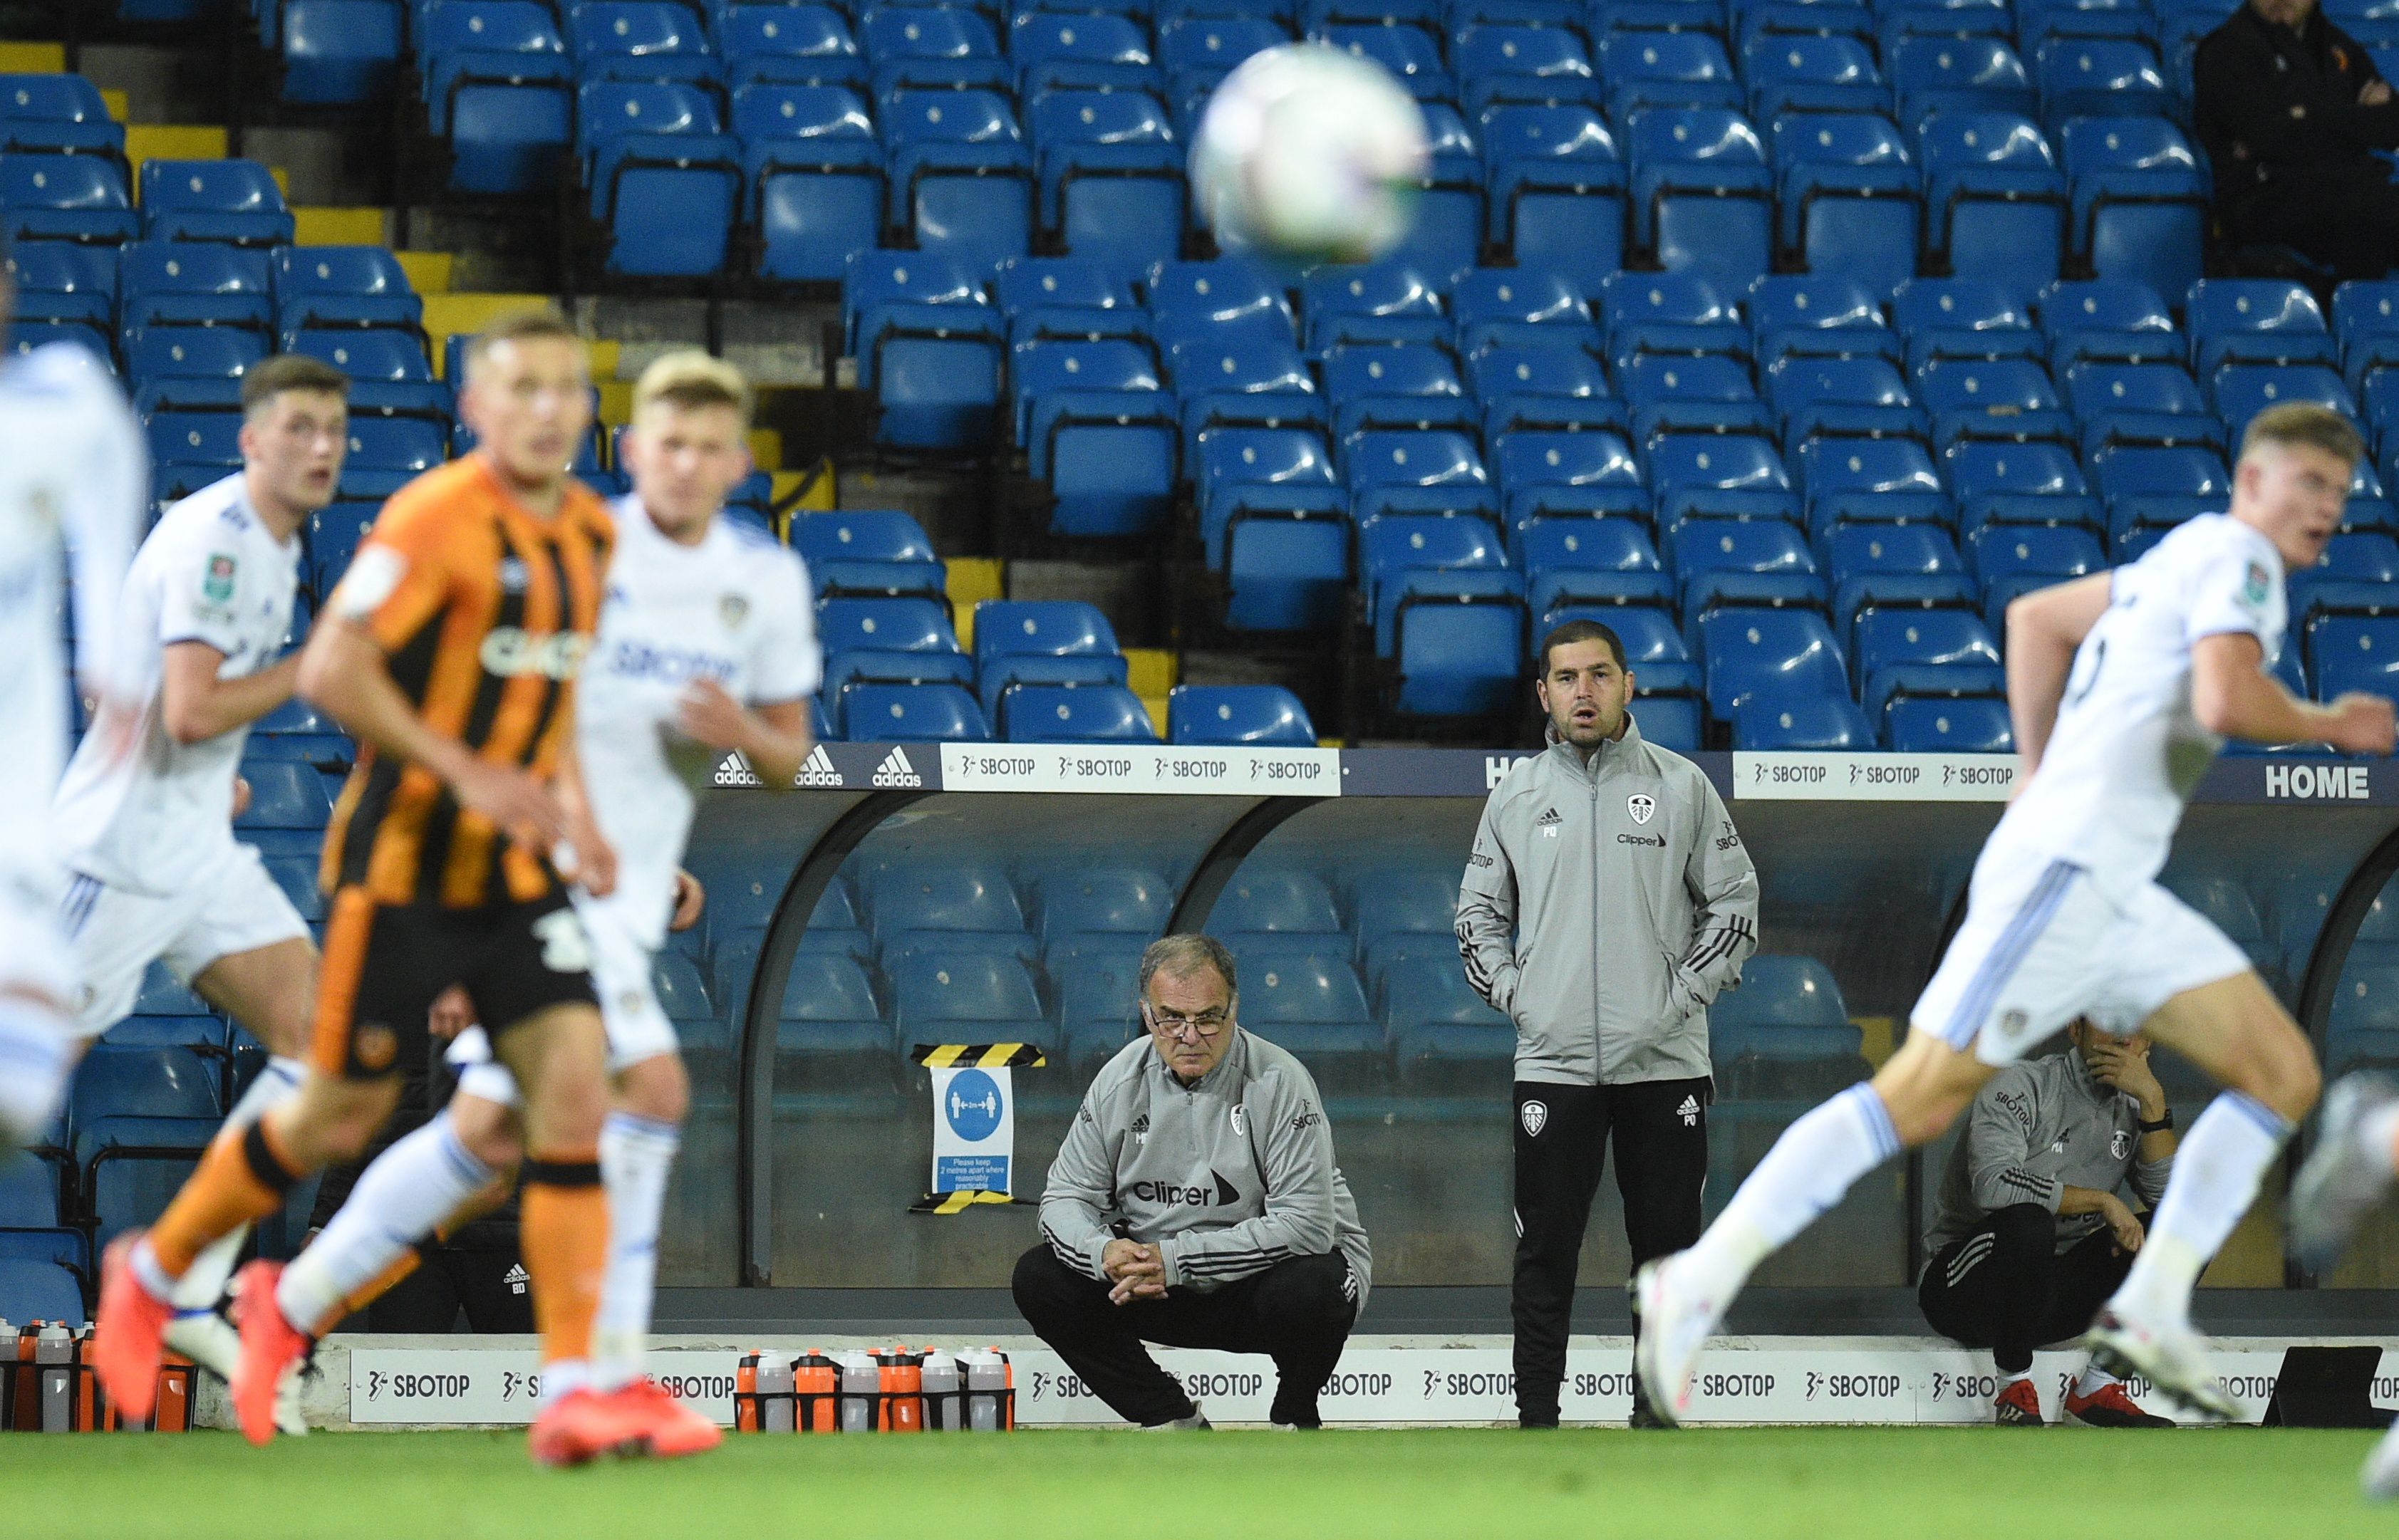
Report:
1189,43,1430,265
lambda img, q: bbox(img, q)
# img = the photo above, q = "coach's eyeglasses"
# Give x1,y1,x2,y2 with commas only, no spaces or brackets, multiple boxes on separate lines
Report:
1142,1002,1230,1041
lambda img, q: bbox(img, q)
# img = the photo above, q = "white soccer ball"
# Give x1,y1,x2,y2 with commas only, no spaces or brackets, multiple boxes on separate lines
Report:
1189,43,1430,266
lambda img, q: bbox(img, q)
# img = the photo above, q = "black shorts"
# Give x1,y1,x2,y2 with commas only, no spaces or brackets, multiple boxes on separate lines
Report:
311,886,599,1081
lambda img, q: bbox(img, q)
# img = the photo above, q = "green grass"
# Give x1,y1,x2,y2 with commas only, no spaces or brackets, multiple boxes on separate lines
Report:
0,1427,2387,1539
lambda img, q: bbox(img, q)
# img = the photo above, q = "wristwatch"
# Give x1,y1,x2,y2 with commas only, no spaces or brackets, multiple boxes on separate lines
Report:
2138,1110,2175,1133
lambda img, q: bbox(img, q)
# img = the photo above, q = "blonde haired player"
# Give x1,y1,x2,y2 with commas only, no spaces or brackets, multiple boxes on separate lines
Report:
51,355,350,1427
1636,403,2395,1425
239,350,817,1455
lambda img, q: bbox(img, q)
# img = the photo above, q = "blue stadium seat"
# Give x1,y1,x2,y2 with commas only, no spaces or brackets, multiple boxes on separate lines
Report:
2214,364,2354,444
2186,279,2336,377
575,80,739,277
1649,435,1798,529
234,759,335,853
2062,118,2207,301
1747,273,1893,367
4,241,115,330
817,595,962,655
1632,690,1703,750
2038,276,2180,367
1709,954,1862,1095
1696,607,1846,717
1885,692,2013,750
286,328,432,383
1853,605,2001,704
792,508,936,568
1602,31,1743,120
1037,868,1173,950
1155,262,1295,347
1746,33,1887,120
1671,515,1822,616
1914,356,2067,449
721,5,859,87
972,598,1120,670
843,250,1002,448
418,0,574,193
1768,354,1922,447
1011,11,1154,95
1167,684,1317,745
1944,438,2097,533
1027,89,1183,265
0,72,120,158
279,0,403,105
1797,437,1946,531
1889,277,2038,373
272,245,419,335
1158,16,1288,88
881,88,1032,264
1599,268,1747,368
1917,111,2064,283
1002,683,1157,742
1320,24,1454,108
1620,351,1766,444
1769,113,1917,293
1212,867,1343,935
1370,562,1526,717
1518,516,1667,619
566,1,719,85
1736,692,1874,748
1231,945,1385,1091
889,952,1050,1053
1889,35,2036,127
124,327,266,383
1451,266,1597,350
864,4,1002,63
1627,108,1771,285
1388,957,1510,1091
2311,615,2399,706
1300,261,1449,353
249,696,350,764
1967,519,2106,627
737,83,882,282
1344,427,1490,521
118,241,275,333
2036,38,2174,132
1474,107,1618,288
0,1259,83,1326
0,152,137,244
139,159,294,246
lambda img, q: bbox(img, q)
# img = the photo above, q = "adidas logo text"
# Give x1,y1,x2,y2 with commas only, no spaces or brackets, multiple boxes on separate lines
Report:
798,744,844,788
873,746,923,788
1678,1094,1700,1128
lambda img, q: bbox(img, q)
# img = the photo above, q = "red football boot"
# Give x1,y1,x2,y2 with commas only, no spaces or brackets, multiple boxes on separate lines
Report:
1994,1377,2044,1426
93,1234,175,1423
605,1378,724,1458
2063,1380,2175,1427
232,1261,309,1447
528,1388,655,1467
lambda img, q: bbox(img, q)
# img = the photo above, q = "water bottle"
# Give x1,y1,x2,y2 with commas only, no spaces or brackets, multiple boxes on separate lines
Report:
11,1321,39,1430
734,1351,765,1432
793,1351,838,1432
875,1349,923,1432
150,1346,193,1434
836,1352,880,1432
962,1347,1014,1431
920,1351,964,1431
36,1323,73,1432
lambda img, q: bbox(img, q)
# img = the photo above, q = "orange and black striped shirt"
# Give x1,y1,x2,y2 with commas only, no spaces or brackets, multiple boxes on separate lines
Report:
318,457,615,909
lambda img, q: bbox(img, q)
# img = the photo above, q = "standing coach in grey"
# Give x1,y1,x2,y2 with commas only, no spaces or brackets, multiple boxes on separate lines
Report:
1457,618,1760,1429
1012,933,1372,1430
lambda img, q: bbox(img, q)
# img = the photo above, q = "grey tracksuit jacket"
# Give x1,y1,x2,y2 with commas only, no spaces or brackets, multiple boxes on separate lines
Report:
1456,715,1760,1086
1039,1028,1373,1307
1925,1049,2176,1261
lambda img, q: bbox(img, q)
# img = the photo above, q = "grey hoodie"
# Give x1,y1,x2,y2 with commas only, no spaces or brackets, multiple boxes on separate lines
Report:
1925,1049,2175,1261
1039,1027,1373,1307
1456,714,1760,1086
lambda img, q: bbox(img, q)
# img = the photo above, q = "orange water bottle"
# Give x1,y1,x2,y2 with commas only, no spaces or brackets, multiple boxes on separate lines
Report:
875,1348,923,1432
793,1351,839,1432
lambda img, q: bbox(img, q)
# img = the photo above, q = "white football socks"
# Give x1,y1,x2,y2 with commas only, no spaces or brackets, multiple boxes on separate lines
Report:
2361,1103,2399,1175
593,1110,680,1392
1680,1082,1902,1299
276,1115,494,1335
2072,1360,2120,1397
172,1057,305,1318
2107,1091,2292,1329
0,1002,72,1148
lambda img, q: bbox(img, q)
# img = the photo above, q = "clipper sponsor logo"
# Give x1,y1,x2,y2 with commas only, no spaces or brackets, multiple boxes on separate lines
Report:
479,628,590,680
873,746,923,788
598,636,736,686
2264,764,2370,801
1126,1170,1242,1207
1617,832,1666,848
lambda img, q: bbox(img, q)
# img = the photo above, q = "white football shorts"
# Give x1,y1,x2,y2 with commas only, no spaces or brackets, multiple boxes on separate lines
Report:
1913,845,2253,1066
442,892,676,1108
60,843,310,1039
0,849,76,1017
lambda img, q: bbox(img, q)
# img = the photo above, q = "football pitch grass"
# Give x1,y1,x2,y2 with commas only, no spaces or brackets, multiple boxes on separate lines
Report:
2,1426,2390,1539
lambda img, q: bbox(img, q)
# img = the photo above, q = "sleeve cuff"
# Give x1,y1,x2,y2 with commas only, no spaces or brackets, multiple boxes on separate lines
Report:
1154,1235,1185,1289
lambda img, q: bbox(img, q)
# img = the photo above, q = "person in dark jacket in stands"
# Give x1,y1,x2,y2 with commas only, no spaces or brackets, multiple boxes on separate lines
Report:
2194,0,2399,281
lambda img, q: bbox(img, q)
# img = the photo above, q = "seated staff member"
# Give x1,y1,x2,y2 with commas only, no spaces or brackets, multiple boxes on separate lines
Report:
1013,933,1372,1430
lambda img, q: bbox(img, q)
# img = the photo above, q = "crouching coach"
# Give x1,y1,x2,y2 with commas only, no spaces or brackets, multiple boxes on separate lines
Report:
1012,934,1373,1430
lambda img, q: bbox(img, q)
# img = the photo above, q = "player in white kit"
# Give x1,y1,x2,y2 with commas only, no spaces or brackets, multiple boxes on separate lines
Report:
48,355,351,1416
239,352,818,1454
0,270,145,1148
1635,403,2397,1425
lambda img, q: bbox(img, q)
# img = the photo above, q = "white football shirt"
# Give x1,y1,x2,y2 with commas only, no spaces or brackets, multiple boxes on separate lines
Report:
52,473,303,895
1990,513,2289,897
576,496,820,946
0,342,143,865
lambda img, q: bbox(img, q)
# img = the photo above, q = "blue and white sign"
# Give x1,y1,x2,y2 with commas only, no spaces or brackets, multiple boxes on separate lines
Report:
931,1066,1015,1195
